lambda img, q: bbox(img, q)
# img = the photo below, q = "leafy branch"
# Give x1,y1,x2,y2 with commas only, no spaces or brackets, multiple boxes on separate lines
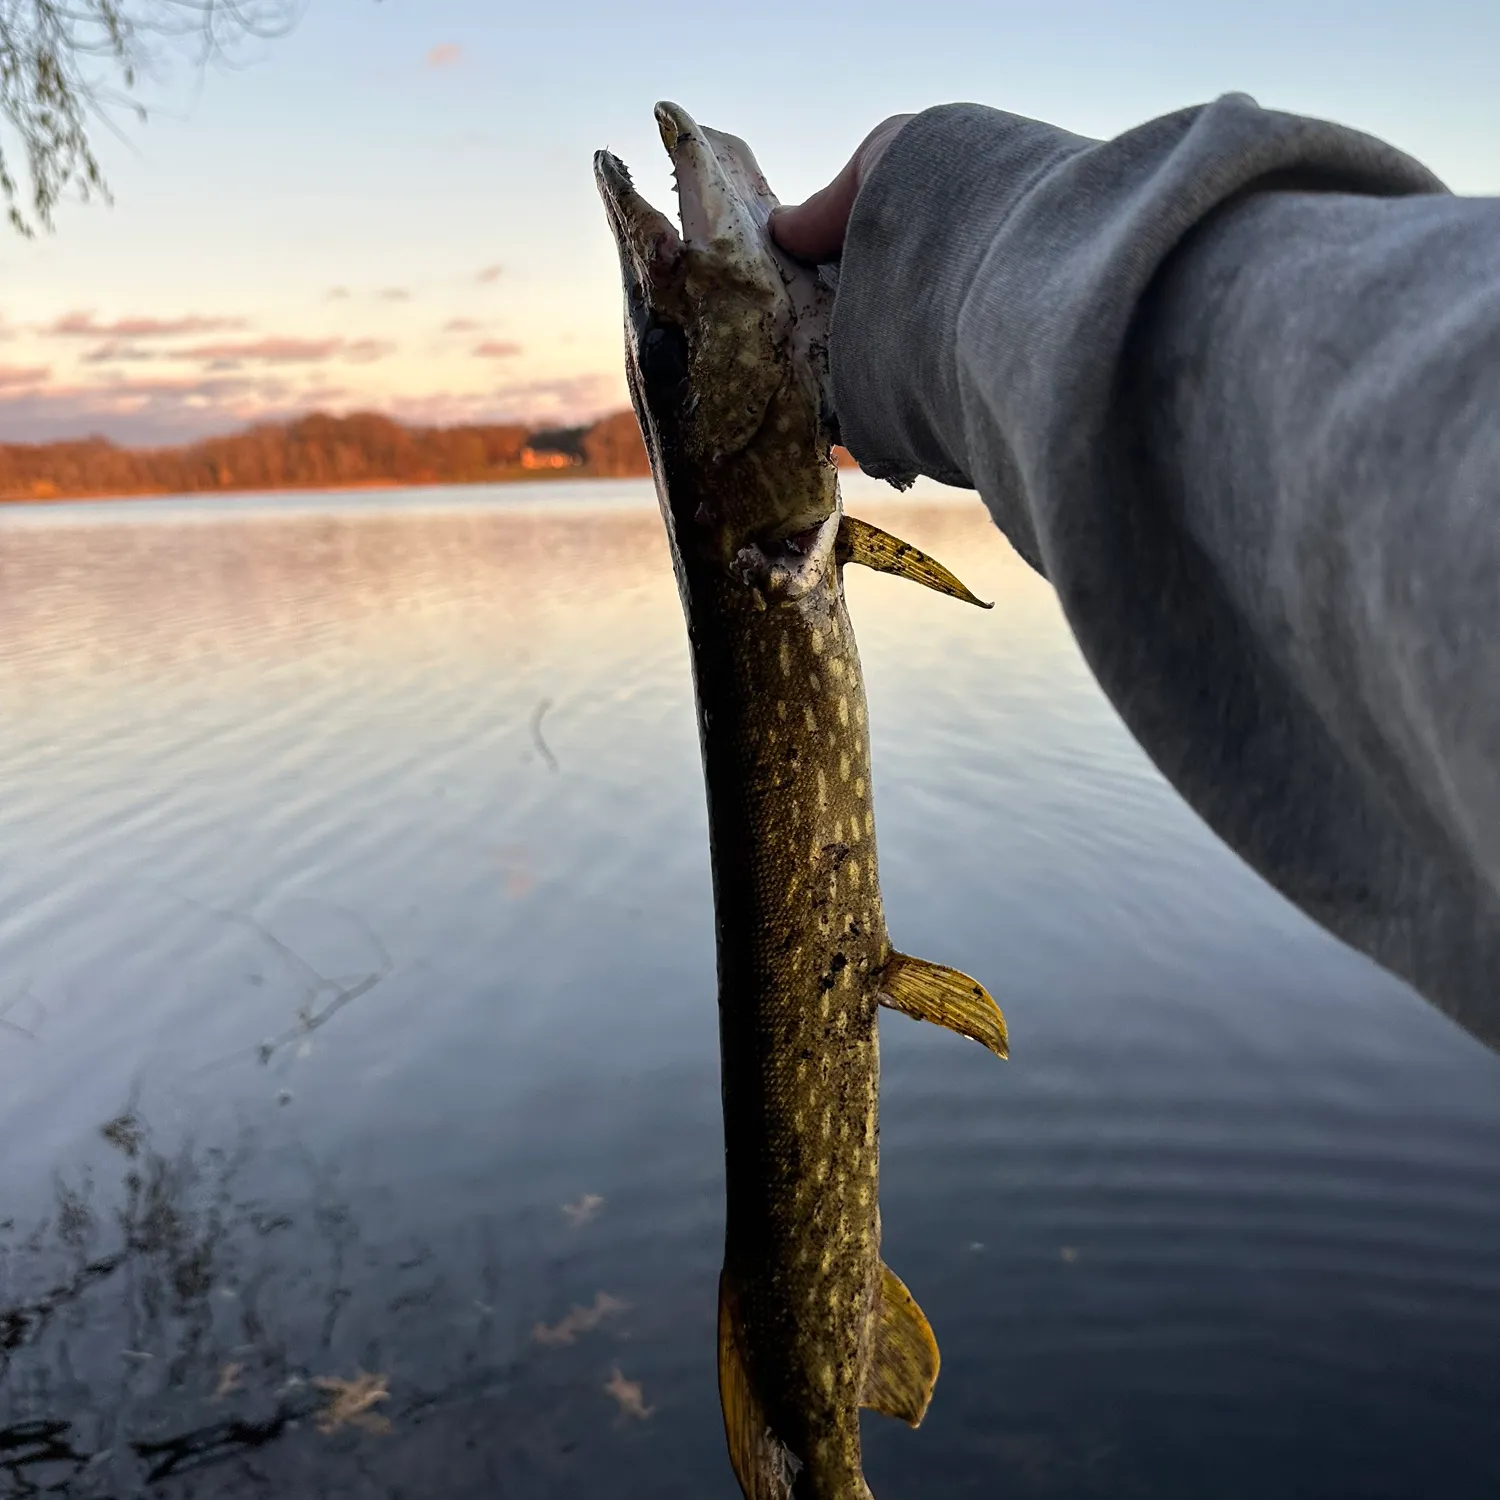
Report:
0,0,305,235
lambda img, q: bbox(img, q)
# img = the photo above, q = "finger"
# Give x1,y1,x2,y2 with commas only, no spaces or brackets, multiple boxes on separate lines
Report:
770,158,861,263
769,114,917,264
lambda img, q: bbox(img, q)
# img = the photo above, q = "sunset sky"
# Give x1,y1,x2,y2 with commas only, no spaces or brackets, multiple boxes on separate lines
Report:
0,0,1495,446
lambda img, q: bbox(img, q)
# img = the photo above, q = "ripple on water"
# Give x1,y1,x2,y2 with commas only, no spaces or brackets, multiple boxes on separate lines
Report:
0,482,1497,1500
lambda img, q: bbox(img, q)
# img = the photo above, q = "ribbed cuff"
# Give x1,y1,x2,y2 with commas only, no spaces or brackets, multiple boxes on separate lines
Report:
830,104,1094,490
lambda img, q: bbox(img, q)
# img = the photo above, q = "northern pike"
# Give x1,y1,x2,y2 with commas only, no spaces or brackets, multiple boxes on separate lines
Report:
595,103,1007,1500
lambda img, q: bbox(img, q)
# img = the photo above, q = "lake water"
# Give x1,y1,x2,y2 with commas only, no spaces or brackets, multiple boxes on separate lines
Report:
0,478,1496,1500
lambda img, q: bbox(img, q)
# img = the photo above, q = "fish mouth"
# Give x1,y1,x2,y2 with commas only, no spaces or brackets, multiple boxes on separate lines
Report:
594,102,784,297
593,148,683,290
653,102,781,274
596,104,839,551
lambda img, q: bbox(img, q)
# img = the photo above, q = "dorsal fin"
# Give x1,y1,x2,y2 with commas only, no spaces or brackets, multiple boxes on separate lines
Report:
861,1261,941,1427
877,953,1009,1058
837,514,993,608
718,1271,797,1499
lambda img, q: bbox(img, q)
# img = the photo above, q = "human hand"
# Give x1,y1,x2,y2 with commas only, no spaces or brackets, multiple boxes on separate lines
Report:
769,114,917,263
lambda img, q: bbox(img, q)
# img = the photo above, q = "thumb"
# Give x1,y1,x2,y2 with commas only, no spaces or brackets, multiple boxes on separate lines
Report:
770,114,917,264
770,156,862,264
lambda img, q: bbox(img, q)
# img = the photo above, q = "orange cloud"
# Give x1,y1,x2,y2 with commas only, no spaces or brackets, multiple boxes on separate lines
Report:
474,340,521,359
444,318,482,333
46,312,251,339
427,43,462,68
477,265,503,284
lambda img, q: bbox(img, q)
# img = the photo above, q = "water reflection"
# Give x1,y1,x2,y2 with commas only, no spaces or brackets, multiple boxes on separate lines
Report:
0,482,1497,1498
1,1094,675,1496
3,1103,357,1491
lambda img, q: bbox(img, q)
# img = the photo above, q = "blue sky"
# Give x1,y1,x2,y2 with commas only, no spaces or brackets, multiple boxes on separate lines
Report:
0,0,1495,445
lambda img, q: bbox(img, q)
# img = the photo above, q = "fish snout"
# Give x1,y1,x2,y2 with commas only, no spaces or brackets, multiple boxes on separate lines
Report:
652,100,781,288
593,149,683,285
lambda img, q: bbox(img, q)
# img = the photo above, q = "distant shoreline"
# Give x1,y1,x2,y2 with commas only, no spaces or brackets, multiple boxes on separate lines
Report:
0,408,859,504
0,409,657,505
0,467,623,506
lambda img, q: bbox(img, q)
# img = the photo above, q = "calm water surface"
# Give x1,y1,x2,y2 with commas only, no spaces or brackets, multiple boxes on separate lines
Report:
1,479,1497,1499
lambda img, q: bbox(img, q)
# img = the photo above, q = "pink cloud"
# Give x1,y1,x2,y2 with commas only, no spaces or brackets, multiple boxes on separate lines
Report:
171,336,398,367
344,339,396,364
0,365,629,447
427,43,462,68
488,372,622,417
46,312,250,339
0,364,50,389
0,372,334,444
83,342,159,364
473,340,522,359
298,383,354,405
289,374,626,433
171,338,345,365
444,317,482,333
476,265,503,284
378,374,624,429
72,373,269,402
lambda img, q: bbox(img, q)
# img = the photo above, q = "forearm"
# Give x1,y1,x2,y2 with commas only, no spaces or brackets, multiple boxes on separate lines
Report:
1135,186,1500,917
831,97,1500,1046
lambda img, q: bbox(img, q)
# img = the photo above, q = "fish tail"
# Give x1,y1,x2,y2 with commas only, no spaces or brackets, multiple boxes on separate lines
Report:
719,1272,799,1499
719,1270,876,1500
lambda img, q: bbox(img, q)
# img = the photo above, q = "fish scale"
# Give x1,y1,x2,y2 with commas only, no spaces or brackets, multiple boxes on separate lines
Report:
595,101,1008,1500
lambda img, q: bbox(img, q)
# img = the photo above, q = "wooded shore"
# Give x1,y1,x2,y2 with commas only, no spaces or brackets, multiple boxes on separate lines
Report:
0,410,858,502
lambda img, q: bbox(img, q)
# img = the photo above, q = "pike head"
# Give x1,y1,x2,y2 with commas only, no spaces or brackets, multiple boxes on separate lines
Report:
594,102,838,588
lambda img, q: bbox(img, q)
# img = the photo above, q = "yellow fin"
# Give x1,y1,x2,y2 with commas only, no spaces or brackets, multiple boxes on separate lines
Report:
877,952,1009,1058
718,1272,796,1500
861,1261,941,1428
837,514,993,608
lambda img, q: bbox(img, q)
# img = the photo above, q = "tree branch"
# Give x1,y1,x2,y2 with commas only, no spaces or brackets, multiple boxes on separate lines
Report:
0,0,306,235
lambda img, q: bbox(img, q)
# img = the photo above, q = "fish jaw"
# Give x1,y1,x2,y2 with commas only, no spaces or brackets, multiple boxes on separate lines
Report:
594,104,837,570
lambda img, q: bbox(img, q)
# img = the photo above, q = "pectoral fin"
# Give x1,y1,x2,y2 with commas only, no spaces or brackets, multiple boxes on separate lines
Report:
877,953,1009,1059
837,514,993,608
718,1272,797,1500
861,1261,941,1428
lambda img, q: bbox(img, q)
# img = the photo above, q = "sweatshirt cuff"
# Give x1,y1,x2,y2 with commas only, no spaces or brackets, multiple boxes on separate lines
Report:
830,104,1092,491
829,98,1446,510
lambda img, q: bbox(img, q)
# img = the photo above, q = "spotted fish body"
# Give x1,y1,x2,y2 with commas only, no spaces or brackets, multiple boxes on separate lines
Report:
595,104,1006,1500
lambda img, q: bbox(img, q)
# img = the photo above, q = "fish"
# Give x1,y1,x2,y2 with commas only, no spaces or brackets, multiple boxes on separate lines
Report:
594,102,1007,1500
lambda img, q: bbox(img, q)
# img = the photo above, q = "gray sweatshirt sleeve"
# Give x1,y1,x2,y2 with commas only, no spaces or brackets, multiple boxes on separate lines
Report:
829,95,1500,1051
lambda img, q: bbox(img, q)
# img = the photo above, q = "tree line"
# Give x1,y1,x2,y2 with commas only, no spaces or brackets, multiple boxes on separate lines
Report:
0,410,643,500
0,408,859,500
